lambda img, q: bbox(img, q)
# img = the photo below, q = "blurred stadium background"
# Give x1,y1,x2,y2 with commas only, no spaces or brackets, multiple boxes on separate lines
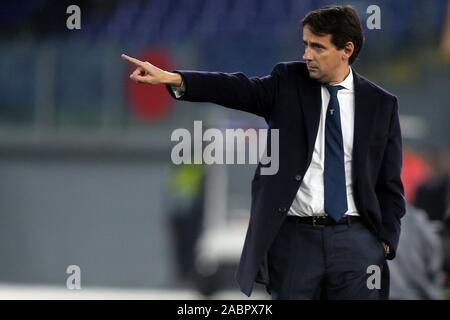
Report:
0,0,449,299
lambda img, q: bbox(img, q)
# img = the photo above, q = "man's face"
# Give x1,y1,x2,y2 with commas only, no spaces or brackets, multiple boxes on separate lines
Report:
302,25,347,84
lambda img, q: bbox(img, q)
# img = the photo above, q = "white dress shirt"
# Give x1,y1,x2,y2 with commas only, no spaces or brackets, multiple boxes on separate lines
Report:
288,68,359,217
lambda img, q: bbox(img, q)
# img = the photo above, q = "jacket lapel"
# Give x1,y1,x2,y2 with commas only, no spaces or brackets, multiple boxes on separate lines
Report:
297,76,322,158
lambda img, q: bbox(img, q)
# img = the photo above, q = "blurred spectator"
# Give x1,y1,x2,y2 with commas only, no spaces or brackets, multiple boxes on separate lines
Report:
389,204,444,300
414,146,450,289
414,147,450,221
393,128,450,300
401,147,432,204
165,164,206,286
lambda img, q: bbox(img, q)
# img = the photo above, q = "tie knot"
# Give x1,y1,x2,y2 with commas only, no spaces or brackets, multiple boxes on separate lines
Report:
325,85,344,98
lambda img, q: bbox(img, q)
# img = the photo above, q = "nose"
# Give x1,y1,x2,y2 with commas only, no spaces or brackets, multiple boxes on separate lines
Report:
303,47,312,61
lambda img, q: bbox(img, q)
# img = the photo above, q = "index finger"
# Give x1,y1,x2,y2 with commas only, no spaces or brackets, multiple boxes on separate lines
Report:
121,54,145,67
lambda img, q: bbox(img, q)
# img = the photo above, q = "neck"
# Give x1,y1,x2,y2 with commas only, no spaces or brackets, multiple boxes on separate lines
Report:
328,66,350,85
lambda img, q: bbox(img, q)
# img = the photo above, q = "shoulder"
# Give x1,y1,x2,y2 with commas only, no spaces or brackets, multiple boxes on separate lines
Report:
273,61,307,71
271,61,307,75
354,71,398,105
270,61,310,81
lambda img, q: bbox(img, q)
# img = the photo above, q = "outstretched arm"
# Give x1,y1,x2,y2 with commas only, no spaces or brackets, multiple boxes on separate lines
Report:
121,53,282,120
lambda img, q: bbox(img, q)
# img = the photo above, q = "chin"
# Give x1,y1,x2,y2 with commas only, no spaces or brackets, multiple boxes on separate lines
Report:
307,70,323,81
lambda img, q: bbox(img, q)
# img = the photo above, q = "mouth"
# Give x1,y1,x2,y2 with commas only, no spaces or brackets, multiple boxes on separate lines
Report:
307,65,318,71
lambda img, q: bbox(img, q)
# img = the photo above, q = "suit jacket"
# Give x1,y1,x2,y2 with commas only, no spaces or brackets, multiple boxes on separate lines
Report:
167,61,406,298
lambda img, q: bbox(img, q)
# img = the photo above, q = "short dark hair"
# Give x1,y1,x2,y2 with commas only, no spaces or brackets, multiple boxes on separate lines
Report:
301,5,364,64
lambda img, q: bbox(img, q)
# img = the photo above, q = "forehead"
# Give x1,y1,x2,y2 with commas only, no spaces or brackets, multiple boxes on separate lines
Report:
302,25,333,45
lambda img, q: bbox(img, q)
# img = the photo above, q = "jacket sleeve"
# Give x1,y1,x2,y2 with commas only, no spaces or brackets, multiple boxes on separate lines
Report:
166,63,284,121
376,96,406,259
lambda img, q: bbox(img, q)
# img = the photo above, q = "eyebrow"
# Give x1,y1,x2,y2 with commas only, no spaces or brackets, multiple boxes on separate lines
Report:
303,40,327,49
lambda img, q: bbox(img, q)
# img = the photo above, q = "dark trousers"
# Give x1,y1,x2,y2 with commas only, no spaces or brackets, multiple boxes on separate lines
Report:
268,216,386,300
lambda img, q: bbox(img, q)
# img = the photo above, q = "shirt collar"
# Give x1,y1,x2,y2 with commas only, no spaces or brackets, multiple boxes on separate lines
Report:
334,67,354,91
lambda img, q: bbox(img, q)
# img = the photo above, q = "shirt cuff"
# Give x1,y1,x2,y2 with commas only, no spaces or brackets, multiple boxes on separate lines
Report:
169,79,186,98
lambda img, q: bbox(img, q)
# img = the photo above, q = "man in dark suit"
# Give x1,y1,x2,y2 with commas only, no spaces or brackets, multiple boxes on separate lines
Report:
122,5,405,299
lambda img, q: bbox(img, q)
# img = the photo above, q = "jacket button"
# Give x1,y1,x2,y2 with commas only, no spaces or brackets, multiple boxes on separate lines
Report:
295,174,302,181
278,207,287,213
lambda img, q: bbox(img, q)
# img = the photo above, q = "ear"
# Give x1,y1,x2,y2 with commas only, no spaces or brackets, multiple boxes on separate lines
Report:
342,41,355,62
